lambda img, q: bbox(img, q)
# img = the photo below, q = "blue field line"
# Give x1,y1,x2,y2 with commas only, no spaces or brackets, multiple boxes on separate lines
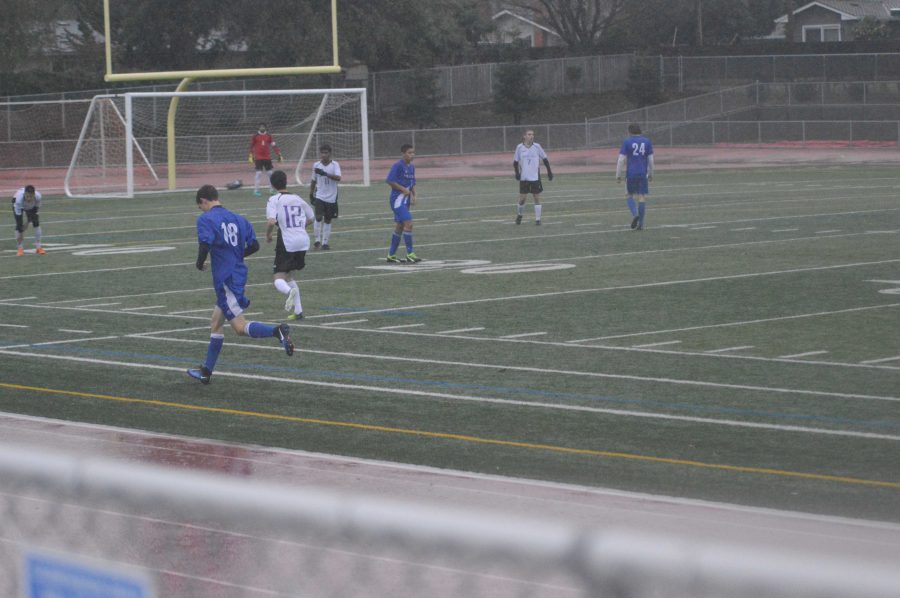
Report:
19,344,900,434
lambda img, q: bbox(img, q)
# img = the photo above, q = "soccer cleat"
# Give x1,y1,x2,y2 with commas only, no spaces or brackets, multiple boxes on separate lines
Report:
187,366,212,385
515,214,522,225
284,286,299,312
276,323,294,356
35,247,46,255
631,216,640,229
313,241,321,250
321,243,330,250
535,220,541,226
406,252,422,263
287,312,304,321
16,248,24,256
386,255,402,263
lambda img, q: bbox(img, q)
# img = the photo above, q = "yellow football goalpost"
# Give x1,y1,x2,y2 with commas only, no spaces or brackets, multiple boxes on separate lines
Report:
101,0,342,191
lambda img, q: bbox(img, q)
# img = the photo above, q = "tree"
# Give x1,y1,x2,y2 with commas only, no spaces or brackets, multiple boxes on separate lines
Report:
625,59,662,106
403,68,442,128
508,0,628,49
1,0,65,71
852,16,891,41
493,59,536,124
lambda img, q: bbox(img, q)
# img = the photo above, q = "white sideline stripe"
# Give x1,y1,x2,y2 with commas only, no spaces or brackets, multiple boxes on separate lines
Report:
570,302,900,342
4,411,900,533
860,355,900,365
0,323,28,328
3,347,899,443
816,230,842,234
771,228,800,233
705,345,755,354
730,227,756,231
0,296,36,302
168,308,214,315
500,332,548,339
689,226,717,230
378,323,425,330
120,305,166,311
632,340,682,348
77,302,121,308
779,351,829,359
437,327,485,335
1,336,119,350
140,336,900,405
320,319,368,327
58,329,93,334
129,326,209,337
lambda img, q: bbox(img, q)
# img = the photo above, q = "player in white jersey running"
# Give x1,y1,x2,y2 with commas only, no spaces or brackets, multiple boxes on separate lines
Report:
265,170,315,321
11,185,45,256
310,144,342,250
513,130,553,226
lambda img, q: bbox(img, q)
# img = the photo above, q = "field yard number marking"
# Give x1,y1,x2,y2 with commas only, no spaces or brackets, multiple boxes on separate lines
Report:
868,279,900,295
461,263,576,275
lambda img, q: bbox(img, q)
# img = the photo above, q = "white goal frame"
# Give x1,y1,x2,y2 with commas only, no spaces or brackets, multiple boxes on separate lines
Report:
65,88,370,198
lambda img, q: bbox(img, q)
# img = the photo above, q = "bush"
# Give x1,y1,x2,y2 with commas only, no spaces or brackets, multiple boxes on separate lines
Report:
625,60,663,106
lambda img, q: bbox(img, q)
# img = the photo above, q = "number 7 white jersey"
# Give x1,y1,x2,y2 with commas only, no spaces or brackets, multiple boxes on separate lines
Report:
266,192,315,251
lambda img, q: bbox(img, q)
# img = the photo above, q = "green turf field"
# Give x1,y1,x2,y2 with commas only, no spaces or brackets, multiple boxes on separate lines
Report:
2,166,899,522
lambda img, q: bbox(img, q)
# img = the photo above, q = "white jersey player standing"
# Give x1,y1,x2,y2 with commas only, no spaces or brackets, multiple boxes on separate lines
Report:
11,185,45,256
513,130,553,225
310,144,342,250
265,170,315,321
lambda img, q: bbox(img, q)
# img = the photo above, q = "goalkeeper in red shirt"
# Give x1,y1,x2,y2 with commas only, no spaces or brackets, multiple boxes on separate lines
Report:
248,123,283,196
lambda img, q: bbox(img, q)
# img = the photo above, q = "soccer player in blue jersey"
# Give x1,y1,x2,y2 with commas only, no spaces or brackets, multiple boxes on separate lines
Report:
187,184,294,384
385,144,421,263
617,124,654,230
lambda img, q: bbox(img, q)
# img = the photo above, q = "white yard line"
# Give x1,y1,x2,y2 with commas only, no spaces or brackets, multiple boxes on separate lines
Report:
168,308,214,315
0,323,28,328
860,355,900,365
632,340,682,348
437,327,485,335
569,302,900,343
771,228,800,233
320,319,369,327
76,302,121,308
815,230,842,234
1,336,119,350
120,305,166,311
705,345,755,354
500,332,548,339
3,346,899,443
58,329,93,334
0,296,36,302
779,351,829,359
378,323,426,330
730,227,756,231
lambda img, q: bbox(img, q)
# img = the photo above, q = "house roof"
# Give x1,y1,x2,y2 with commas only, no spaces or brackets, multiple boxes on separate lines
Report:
775,0,900,23
491,9,559,37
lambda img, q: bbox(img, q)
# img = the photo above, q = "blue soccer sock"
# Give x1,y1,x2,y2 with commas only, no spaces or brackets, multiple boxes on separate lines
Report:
403,231,414,254
245,321,276,338
389,232,401,256
638,201,646,228
627,197,638,217
203,334,224,372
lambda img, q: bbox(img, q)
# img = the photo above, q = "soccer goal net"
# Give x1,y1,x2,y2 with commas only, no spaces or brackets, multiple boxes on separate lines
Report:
65,88,369,198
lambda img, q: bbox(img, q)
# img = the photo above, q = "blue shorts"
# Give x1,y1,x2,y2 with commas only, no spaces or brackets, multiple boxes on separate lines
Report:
626,176,649,195
391,202,412,224
214,276,251,321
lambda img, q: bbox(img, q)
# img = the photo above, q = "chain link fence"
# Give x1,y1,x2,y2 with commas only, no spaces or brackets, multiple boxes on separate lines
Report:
2,444,900,598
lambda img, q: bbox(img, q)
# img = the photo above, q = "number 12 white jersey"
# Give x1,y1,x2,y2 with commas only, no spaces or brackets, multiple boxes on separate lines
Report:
266,192,315,251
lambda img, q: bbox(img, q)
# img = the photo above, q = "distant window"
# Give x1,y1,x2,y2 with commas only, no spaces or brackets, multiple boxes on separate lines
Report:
802,24,841,42
892,8,900,18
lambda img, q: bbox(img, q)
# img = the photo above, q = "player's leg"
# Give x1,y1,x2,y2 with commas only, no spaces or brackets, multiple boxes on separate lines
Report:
14,212,25,256
273,272,295,309
387,207,405,261
532,191,543,225
626,178,640,229
312,199,323,248
322,202,335,249
223,280,293,354
287,276,304,320
253,161,264,195
636,177,649,230
29,210,44,254
402,219,420,262
516,183,527,224
187,306,226,384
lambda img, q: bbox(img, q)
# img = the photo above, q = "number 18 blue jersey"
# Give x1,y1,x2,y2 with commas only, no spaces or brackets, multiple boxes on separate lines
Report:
196,206,257,286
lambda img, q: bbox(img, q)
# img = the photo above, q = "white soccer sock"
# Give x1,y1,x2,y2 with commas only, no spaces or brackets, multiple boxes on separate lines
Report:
274,278,291,295
34,226,42,247
322,223,331,244
313,220,321,242
15,231,23,248
534,205,542,221
254,171,263,191
265,170,273,190
289,281,302,313
516,204,524,216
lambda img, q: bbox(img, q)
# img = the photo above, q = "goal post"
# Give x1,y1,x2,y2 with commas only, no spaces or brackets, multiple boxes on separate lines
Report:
65,88,370,198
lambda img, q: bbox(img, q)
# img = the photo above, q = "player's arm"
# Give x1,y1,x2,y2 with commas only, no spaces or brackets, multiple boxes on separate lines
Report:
273,139,283,161
616,154,626,182
302,200,315,227
409,184,417,206
265,218,277,243
244,238,260,257
195,243,210,271
309,179,317,201
513,161,520,180
542,158,553,181
647,154,655,181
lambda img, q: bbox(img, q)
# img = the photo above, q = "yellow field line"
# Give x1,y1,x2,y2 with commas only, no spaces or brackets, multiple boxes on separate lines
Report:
2,381,899,490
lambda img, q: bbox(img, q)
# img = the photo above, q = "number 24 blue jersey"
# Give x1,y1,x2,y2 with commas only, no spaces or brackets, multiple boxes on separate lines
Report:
619,135,654,178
